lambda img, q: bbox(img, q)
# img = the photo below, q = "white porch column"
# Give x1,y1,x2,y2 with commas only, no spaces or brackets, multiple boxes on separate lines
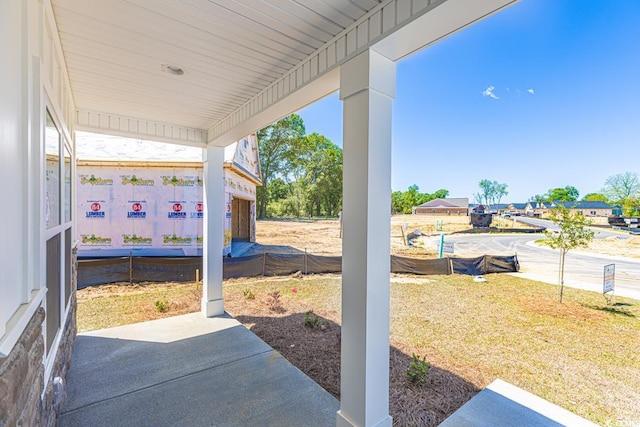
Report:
202,144,225,317
337,49,395,427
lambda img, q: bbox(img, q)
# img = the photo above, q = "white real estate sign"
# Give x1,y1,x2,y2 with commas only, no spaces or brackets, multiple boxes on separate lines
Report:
442,241,454,254
603,264,615,294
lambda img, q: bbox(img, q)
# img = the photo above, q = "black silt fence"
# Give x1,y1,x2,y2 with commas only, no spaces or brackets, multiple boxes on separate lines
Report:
223,253,264,279
77,257,130,288
77,256,204,289
391,256,451,275
450,255,520,276
77,253,519,287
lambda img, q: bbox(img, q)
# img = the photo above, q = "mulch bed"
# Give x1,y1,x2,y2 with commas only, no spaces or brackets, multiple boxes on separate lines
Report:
224,285,478,426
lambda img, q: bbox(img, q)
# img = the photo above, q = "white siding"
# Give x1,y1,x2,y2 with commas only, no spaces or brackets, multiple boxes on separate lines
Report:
0,0,26,341
0,0,76,358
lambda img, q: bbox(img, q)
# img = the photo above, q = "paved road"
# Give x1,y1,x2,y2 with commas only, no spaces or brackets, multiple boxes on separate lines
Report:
514,216,633,240
422,232,640,301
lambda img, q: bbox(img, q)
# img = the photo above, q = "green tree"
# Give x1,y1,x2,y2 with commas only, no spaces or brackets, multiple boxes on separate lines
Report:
300,133,343,217
542,205,594,303
268,177,290,201
391,186,449,214
431,189,450,200
529,194,546,204
257,114,306,218
602,172,640,215
259,129,343,219
280,181,305,217
545,186,579,202
476,179,492,207
494,182,508,207
581,193,608,203
621,197,640,217
417,188,448,206
404,185,422,212
391,191,404,214
476,179,508,210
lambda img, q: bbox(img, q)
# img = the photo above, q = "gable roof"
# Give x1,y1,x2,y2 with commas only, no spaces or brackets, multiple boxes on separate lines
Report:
530,202,549,209
223,135,261,185
508,203,528,210
418,198,469,209
555,201,613,209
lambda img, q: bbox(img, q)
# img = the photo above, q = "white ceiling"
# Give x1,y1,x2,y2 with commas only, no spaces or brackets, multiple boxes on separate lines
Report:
51,0,383,131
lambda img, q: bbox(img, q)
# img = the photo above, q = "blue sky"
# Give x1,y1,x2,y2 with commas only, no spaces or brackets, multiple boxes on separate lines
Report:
296,0,640,203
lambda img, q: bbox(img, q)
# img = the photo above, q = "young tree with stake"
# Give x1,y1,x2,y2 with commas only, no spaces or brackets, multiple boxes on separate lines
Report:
542,205,594,302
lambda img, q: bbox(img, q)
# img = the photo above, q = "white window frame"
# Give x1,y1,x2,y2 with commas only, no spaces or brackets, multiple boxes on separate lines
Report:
42,100,74,379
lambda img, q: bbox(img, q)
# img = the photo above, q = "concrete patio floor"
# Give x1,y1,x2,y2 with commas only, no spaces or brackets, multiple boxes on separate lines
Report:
59,310,601,427
58,312,338,427
439,379,599,427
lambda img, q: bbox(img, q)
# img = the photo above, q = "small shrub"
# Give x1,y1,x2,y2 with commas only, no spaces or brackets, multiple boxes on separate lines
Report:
243,289,255,300
405,353,430,385
304,310,321,328
155,300,169,313
267,290,285,313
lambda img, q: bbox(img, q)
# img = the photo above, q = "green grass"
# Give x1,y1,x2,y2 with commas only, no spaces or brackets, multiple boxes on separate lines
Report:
223,274,639,426
385,274,639,425
78,275,640,425
77,282,201,332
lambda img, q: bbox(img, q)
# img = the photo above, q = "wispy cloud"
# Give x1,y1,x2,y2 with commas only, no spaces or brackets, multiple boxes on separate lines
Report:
482,86,535,99
482,86,499,100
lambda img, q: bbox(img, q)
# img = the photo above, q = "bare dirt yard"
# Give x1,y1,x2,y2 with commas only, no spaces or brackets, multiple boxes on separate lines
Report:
249,214,481,258
250,215,640,259
586,234,640,259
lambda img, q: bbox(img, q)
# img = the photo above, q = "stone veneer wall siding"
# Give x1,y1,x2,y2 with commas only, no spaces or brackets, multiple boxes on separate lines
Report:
42,293,76,427
0,247,77,426
0,307,46,426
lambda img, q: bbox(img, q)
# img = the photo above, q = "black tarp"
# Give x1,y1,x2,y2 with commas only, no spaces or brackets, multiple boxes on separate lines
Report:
77,257,130,288
263,253,306,276
451,256,486,276
77,253,520,287
391,256,451,275
485,254,520,273
77,257,203,288
222,253,343,278
132,257,202,282
450,255,519,275
223,253,264,279
306,254,343,274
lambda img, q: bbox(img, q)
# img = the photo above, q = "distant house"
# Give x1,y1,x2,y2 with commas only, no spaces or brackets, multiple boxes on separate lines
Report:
470,203,514,214
549,201,615,217
414,198,469,215
524,201,615,218
525,201,550,217
504,203,528,216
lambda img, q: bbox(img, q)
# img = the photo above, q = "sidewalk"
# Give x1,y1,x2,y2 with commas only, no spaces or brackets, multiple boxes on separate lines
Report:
59,312,338,426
